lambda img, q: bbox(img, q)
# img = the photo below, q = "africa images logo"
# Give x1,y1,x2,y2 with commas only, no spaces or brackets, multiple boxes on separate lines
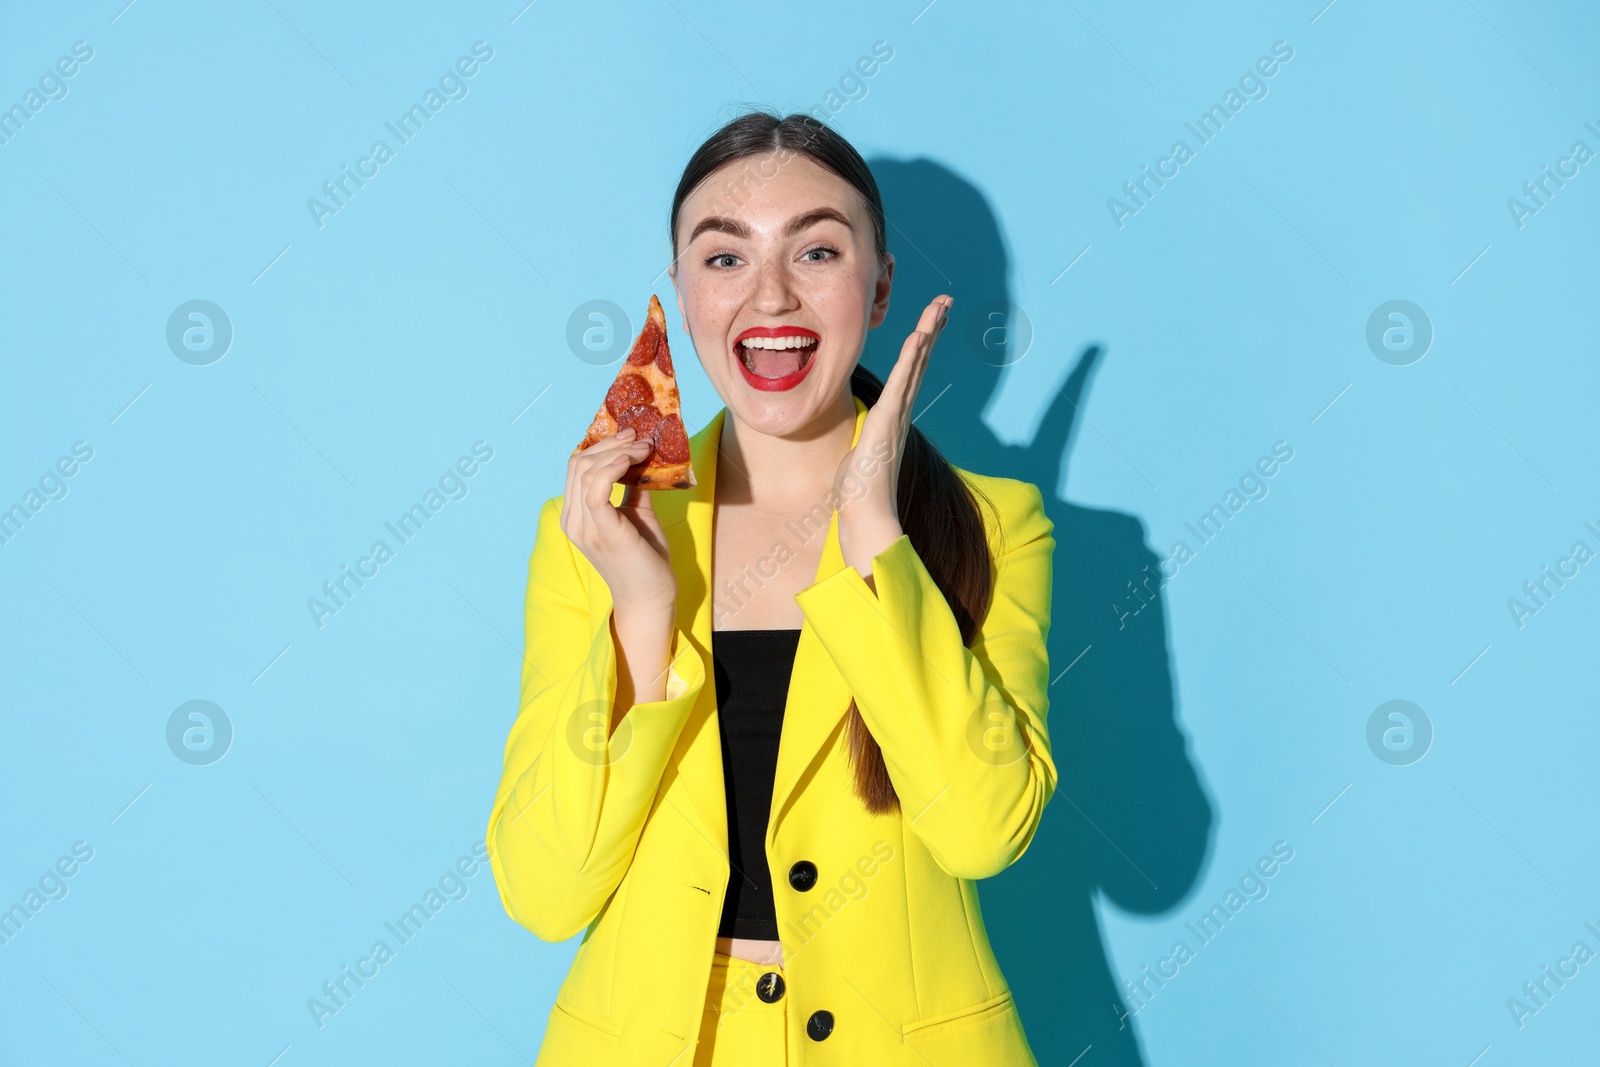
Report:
307,442,494,629
306,42,495,229
1106,40,1295,229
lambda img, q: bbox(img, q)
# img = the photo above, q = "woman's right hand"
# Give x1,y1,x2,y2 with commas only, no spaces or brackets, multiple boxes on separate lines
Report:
560,427,678,614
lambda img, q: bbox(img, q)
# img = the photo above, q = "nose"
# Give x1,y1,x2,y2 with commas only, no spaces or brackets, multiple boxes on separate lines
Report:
750,255,800,317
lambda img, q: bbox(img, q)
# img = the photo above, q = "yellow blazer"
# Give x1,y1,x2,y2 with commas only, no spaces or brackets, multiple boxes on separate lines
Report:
487,395,1057,1065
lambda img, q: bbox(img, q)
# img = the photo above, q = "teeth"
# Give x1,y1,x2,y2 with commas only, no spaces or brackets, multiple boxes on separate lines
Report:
740,336,817,350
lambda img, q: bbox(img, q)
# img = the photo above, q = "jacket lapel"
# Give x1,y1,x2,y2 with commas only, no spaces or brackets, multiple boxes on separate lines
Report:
661,400,866,860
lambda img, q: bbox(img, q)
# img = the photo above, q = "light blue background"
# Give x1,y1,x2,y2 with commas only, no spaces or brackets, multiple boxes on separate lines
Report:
2,1,1596,1064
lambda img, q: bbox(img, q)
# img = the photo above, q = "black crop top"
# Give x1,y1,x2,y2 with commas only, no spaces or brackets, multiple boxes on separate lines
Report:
711,627,802,940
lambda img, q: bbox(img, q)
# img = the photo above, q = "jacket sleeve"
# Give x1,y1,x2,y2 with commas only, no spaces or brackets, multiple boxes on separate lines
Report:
793,478,1056,880
486,494,708,942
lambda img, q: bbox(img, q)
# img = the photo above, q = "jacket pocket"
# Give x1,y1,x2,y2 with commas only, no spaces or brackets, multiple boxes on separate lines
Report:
902,989,1017,1040
552,998,623,1044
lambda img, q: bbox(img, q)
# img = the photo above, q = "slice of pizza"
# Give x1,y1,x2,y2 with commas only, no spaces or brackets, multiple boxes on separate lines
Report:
571,294,696,489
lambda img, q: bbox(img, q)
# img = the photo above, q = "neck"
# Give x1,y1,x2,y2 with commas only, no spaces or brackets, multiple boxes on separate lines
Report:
716,390,857,511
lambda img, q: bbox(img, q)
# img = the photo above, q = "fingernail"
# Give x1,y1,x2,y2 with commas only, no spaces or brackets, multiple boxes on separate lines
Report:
619,427,635,437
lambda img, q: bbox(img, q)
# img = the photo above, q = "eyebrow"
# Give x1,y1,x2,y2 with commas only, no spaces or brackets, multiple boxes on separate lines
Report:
784,208,854,236
686,207,855,245
688,216,751,243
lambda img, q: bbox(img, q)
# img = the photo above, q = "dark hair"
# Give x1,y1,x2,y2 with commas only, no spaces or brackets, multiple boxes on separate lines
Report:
670,111,887,261
671,110,996,815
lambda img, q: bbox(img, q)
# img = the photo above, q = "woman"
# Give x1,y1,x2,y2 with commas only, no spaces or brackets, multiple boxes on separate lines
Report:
486,111,1057,1065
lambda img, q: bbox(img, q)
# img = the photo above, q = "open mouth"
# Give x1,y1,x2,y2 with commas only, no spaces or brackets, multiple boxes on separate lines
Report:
733,327,820,390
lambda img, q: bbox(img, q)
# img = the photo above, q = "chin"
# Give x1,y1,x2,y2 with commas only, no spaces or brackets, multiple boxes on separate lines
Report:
727,383,837,435
733,394,816,431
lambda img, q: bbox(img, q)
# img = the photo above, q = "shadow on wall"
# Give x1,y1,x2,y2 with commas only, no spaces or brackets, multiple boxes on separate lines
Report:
865,157,1216,1066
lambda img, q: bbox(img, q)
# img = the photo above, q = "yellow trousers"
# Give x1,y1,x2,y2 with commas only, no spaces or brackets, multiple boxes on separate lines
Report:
695,952,788,1065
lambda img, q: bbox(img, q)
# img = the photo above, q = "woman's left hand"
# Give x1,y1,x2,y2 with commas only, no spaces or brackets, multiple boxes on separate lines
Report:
833,294,953,585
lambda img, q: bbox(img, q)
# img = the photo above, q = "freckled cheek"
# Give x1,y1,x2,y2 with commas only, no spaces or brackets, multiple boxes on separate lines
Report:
682,286,742,359
804,277,872,345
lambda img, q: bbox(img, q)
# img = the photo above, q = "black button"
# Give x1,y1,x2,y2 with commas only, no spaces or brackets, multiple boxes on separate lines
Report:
756,971,785,1003
788,860,818,891
807,1009,834,1040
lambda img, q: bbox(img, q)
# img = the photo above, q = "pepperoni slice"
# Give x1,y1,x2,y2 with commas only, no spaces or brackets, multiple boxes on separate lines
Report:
605,372,653,419
654,413,689,463
614,403,661,441
654,329,674,377
627,317,664,368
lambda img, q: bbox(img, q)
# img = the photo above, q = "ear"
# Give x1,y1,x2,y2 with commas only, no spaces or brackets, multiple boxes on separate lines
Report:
668,261,689,331
868,252,894,329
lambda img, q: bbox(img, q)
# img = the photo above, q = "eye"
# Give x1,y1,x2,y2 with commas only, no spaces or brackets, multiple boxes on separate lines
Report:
705,252,742,269
801,245,840,263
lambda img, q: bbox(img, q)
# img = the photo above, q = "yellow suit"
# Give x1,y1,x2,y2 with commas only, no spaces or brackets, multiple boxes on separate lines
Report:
487,395,1057,1065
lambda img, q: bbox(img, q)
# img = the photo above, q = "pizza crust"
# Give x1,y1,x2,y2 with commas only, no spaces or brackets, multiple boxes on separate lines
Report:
631,460,694,490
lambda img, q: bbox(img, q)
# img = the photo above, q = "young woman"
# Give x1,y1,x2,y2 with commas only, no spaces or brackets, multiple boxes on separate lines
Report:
487,111,1057,1066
